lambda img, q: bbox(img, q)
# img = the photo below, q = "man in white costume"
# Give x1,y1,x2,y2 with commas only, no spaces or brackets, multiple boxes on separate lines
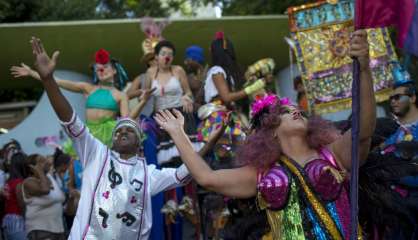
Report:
28,37,191,240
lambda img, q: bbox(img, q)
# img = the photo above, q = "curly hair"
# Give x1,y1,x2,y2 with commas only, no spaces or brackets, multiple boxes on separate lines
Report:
236,104,340,170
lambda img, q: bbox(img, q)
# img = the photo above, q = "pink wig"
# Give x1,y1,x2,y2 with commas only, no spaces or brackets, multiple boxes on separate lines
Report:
236,103,340,170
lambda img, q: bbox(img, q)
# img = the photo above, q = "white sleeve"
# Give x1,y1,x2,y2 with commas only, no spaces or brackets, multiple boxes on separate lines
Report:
209,66,227,79
204,66,228,103
148,164,191,196
60,111,106,168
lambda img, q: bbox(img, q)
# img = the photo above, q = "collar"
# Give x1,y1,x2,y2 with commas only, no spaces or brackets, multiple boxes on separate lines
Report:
110,151,144,165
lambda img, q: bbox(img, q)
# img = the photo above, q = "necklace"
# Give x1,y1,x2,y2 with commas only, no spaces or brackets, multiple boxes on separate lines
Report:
98,81,114,88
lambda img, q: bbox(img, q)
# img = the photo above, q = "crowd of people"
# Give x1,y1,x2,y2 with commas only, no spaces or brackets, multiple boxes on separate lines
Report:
0,24,417,240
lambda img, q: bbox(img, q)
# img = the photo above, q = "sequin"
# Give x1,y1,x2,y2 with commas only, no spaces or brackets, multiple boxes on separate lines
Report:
327,202,345,238
281,181,306,240
281,156,343,240
258,154,361,239
306,206,328,240
288,0,399,114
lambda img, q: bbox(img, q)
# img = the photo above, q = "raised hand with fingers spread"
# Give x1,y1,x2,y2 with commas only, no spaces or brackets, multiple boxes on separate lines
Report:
25,36,195,240
14,37,134,156
10,63,41,80
154,109,185,135
30,37,60,80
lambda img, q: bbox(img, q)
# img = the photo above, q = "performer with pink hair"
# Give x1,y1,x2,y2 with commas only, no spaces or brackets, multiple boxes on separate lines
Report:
155,30,374,239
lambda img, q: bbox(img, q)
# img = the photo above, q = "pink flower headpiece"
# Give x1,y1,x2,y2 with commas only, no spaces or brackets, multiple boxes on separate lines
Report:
250,94,292,117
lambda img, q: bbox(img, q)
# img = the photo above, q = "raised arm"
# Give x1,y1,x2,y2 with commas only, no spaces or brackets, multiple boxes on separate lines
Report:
30,37,73,121
129,88,156,119
11,62,92,94
30,37,104,167
330,30,375,170
212,73,265,104
126,75,143,99
155,109,257,198
23,156,51,197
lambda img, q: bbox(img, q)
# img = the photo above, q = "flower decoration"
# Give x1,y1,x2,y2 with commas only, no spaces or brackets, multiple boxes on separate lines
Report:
95,49,110,64
215,31,224,40
250,94,293,117
251,94,278,117
279,97,291,106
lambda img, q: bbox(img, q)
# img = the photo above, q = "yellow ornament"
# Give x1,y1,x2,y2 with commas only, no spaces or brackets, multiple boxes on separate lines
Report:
404,134,413,141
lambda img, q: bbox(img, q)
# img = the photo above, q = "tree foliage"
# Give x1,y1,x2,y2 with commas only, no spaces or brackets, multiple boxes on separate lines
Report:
214,0,308,15
0,0,173,23
0,0,308,23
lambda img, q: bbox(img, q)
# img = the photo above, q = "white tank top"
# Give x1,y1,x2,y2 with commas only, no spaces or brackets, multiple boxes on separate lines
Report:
23,174,65,234
152,76,184,111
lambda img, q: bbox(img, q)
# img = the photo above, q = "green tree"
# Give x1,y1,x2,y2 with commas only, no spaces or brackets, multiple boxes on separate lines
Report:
0,0,39,22
0,0,99,22
214,0,308,15
97,0,169,18
34,0,98,21
0,0,173,23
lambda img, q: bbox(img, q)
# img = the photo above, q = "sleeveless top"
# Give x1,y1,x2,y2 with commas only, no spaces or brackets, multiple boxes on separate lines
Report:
23,174,66,234
4,178,24,215
257,148,353,240
152,76,183,111
86,88,119,112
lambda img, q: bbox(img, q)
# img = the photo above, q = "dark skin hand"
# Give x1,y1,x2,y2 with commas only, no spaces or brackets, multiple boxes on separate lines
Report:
23,156,51,198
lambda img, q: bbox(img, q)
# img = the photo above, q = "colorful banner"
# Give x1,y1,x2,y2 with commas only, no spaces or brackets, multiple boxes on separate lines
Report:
288,0,399,114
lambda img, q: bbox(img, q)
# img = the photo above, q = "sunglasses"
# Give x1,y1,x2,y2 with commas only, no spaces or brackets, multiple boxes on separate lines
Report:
279,106,308,118
389,93,410,102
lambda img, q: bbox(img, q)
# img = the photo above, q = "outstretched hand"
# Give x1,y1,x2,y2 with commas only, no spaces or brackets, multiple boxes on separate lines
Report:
154,109,185,135
139,87,156,102
10,63,39,80
31,37,60,80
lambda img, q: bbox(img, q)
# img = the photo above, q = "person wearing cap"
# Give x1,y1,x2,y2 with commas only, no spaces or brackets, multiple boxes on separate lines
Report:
10,48,135,157
27,37,193,240
184,45,206,110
